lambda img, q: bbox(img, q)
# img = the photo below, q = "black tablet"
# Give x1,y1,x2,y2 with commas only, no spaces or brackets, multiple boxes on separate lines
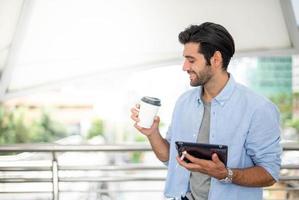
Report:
175,141,228,167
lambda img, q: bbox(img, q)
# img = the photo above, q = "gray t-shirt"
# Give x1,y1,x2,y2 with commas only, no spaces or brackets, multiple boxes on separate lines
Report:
186,99,211,200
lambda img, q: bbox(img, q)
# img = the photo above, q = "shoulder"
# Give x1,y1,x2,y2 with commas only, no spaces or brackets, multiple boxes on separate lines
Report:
176,87,200,105
234,83,279,115
170,87,200,115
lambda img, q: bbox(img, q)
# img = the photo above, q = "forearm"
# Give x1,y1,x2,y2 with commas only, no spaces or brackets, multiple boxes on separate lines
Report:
232,166,276,187
147,132,170,162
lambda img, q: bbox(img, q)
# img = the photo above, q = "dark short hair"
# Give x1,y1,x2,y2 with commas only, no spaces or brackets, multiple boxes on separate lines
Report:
178,22,235,70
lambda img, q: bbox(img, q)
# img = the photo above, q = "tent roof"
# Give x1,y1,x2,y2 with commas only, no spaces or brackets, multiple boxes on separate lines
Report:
0,0,298,101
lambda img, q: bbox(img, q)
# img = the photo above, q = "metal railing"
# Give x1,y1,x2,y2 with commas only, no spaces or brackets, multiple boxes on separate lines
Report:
0,143,166,200
0,142,298,200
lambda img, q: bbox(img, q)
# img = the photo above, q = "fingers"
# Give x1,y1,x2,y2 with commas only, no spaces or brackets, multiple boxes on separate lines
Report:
184,152,208,165
130,104,140,122
184,152,221,166
130,109,139,121
212,153,221,163
183,152,196,163
178,152,215,170
176,156,203,172
133,122,143,131
151,116,160,128
130,104,140,114
176,152,226,178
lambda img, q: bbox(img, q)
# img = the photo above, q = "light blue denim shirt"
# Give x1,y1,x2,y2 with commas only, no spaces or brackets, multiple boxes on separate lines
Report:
164,75,282,200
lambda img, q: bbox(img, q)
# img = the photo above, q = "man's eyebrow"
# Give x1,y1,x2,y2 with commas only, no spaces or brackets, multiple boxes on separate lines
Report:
184,55,195,59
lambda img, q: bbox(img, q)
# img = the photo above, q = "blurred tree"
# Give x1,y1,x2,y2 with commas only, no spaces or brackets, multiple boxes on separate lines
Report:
0,105,67,144
0,106,9,144
31,109,67,142
0,106,30,144
269,93,292,126
86,118,104,139
286,119,299,133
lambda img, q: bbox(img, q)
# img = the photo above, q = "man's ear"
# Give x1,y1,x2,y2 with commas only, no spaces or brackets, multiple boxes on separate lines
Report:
210,51,223,68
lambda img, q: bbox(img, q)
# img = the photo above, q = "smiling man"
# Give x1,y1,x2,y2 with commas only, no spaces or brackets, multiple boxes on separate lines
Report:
131,22,282,200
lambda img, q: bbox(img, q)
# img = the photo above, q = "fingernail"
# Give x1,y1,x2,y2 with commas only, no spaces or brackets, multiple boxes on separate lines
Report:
180,151,187,160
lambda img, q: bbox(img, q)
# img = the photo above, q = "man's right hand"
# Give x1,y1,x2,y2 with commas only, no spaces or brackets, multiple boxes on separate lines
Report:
130,103,169,162
130,104,160,137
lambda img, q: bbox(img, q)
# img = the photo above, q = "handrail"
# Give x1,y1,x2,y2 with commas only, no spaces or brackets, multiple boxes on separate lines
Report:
0,143,158,200
0,143,152,152
0,165,166,171
0,142,298,200
281,142,299,151
0,142,296,152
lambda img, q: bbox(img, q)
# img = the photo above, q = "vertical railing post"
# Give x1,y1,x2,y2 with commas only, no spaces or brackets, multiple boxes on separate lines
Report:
52,152,59,200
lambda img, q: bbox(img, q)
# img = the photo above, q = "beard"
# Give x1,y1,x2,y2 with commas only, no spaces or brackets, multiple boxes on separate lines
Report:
188,65,213,87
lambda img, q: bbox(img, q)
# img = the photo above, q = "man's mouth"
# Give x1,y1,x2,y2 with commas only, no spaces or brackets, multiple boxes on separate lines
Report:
188,72,196,80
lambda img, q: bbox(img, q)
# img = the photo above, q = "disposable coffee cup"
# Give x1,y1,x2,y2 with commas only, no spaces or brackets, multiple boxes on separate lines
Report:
138,96,161,128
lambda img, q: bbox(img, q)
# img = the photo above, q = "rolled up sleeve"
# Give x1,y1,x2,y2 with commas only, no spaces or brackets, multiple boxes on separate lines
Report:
245,101,282,181
161,125,173,166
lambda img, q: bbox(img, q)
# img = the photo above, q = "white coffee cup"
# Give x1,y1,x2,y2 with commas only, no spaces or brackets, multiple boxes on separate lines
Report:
138,96,161,128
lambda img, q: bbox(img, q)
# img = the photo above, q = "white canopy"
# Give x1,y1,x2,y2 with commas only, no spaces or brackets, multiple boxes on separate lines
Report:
0,0,298,101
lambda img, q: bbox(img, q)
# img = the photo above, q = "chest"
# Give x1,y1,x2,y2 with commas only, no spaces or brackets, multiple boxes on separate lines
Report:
173,102,253,146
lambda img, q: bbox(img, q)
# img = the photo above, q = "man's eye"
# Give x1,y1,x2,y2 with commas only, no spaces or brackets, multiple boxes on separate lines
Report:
189,60,194,63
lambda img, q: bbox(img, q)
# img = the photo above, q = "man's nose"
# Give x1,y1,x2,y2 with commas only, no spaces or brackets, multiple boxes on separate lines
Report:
182,60,190,71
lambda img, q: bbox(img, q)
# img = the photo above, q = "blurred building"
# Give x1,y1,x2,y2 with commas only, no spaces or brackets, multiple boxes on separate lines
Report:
293,55,299,118
248,57,292,97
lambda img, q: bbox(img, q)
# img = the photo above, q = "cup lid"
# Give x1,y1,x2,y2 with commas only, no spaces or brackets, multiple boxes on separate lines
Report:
141,96,161,106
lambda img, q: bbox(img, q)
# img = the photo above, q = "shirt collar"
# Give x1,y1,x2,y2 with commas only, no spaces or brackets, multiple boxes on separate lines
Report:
196,74,236,107
196,87,203,105
214,74,236,106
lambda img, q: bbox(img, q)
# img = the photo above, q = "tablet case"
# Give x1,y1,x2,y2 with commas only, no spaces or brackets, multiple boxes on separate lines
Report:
175,141,228,167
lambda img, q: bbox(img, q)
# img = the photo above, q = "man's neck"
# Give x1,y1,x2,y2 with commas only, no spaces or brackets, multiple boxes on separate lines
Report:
202,72,229,102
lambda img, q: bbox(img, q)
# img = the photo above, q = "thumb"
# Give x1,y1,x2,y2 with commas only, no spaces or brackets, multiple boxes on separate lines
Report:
152,116,160,127
212,153,221,163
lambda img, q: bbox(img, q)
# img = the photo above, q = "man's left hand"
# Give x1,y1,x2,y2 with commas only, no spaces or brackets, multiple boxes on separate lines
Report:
176,152,228,180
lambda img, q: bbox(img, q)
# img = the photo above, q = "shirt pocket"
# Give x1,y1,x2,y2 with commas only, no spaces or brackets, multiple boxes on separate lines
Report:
214,130,248,168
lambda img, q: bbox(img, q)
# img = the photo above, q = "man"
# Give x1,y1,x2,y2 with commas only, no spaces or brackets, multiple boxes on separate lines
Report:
130,22,281,200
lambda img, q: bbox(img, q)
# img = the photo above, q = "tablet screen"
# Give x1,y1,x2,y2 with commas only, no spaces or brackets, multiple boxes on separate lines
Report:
175,141,228,167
